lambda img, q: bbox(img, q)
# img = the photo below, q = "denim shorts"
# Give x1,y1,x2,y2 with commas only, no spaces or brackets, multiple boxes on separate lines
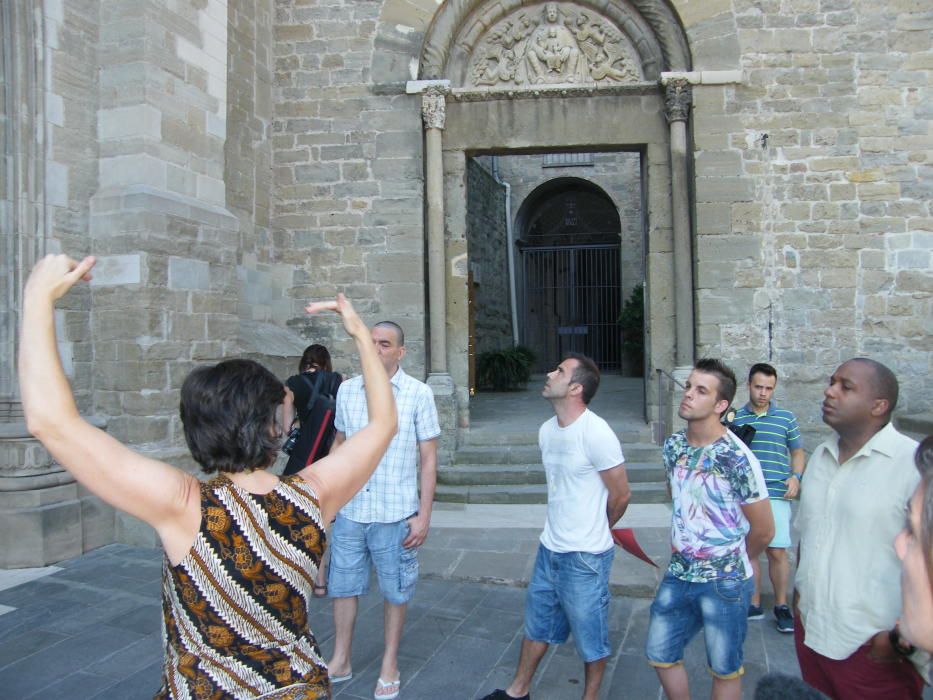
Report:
645,571,753,679
327,514,418,605
524,544,614,663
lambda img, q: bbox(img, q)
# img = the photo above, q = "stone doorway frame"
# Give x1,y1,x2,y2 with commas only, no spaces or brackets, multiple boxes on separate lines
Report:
413,0,698,445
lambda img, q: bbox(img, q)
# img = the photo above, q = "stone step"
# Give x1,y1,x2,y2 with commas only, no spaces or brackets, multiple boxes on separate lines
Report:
438,462,666,486
452,442,662,466
435,481,670,505
461,428,655,447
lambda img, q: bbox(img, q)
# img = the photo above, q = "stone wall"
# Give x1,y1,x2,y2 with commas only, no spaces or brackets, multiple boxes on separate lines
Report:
466,157,513,355
681,0,933,440
44,0,100,416
272,0,430,379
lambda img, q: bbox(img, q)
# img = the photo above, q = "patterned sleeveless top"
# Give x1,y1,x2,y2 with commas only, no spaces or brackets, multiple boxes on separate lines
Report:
156,474,331,699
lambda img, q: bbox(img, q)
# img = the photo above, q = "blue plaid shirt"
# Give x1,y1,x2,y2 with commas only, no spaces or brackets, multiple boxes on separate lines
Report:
334,367,441,523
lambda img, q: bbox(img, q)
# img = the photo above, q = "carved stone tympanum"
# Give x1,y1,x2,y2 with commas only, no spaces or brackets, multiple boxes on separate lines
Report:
467,2,642,88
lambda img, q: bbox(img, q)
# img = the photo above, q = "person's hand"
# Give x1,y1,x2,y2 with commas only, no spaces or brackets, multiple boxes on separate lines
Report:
24,255,95,304
403,512,430,548
305,293,366,338
784,475,800,500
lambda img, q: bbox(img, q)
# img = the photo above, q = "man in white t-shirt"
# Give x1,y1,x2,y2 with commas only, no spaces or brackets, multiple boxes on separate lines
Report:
480,353,631,700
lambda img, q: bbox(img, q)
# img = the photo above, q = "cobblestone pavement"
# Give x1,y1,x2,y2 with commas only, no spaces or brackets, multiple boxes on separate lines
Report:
0,540,896,700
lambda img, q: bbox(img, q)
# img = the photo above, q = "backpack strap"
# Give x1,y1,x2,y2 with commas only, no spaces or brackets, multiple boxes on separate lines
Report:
297,372,323,425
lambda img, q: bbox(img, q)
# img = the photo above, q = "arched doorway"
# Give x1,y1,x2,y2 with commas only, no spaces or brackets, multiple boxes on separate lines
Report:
516,177,623,373
418,0,694,432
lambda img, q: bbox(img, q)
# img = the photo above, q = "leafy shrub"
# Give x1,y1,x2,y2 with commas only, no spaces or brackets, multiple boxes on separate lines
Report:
618,283,644,375
476,346,537,391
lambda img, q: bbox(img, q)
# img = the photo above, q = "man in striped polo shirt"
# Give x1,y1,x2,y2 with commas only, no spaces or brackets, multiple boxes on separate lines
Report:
733,363,805,633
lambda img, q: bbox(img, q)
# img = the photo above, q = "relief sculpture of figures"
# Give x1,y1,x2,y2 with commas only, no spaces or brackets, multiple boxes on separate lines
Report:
467,2,642,88
569,12,639,83
526,3,586,83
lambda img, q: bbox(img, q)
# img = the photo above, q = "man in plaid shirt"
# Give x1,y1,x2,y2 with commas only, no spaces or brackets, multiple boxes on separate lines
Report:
326,321,440,700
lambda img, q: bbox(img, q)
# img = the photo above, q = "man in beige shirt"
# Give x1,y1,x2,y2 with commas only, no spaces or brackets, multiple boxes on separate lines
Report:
794,358,923,699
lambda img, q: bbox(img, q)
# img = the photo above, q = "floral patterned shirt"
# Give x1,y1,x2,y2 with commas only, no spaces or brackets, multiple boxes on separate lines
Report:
664,430,768,582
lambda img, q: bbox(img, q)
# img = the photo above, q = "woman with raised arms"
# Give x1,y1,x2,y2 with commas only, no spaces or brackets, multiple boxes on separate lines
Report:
19,254,397,699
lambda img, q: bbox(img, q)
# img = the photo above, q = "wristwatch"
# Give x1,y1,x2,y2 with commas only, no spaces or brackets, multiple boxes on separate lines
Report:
791,472,803,481
889,626,916,658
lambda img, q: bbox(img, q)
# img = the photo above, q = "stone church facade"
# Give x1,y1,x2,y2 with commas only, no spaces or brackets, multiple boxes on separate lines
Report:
1,0,930,565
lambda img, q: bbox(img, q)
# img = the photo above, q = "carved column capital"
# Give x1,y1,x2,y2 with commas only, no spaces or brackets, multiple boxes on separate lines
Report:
421,88,447,130
663,78,692,123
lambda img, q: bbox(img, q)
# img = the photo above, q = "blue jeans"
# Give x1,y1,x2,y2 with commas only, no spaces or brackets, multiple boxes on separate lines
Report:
646,571,753,679
524,544,614,662
327,515,418,605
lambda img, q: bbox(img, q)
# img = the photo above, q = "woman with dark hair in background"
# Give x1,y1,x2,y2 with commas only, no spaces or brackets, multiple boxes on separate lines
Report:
283,344,343,476
19,254,397,699
286,344,344,598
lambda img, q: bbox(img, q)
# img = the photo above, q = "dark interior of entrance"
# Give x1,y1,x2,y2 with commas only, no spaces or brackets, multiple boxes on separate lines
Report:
520,179,622,372
465,152,646,380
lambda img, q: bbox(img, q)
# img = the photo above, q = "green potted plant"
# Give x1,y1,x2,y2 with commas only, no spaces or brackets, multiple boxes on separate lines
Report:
618,283,644,376
476,345,537,391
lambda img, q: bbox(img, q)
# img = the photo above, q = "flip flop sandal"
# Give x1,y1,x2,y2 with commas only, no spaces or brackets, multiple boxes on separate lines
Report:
330,671,353,684
374,676,400,700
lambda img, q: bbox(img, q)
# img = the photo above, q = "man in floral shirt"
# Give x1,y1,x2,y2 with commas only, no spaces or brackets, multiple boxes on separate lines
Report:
646,358,774,700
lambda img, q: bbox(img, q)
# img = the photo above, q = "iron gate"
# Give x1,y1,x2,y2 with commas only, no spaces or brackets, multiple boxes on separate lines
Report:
521,244,622,372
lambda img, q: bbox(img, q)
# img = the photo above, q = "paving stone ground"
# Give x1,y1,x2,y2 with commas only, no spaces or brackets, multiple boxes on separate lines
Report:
2,536,902,700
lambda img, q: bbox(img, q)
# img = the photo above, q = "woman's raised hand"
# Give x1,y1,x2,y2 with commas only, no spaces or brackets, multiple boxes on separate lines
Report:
305,293,366,338
25,254,95,303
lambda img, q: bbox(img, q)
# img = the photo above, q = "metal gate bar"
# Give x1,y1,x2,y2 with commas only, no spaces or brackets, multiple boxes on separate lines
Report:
521,244,621,372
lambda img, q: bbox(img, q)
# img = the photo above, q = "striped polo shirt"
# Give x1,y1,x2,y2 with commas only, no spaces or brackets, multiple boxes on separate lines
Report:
732,402,803,498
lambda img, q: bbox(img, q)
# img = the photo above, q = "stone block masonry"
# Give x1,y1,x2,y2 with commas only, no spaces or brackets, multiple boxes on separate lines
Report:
687,0,933,439
273,0,430,377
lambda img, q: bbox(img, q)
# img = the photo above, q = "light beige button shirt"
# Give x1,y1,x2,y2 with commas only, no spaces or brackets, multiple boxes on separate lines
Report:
795,422,919,660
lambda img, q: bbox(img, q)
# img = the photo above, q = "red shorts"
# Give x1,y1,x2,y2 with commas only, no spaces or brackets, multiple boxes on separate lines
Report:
794,620,924,699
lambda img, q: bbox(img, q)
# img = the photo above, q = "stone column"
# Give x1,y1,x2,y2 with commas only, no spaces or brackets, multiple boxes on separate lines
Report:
0,2,116,566
422,86,449,378
0,0,46,415
664,77,695,371
416,82,456,463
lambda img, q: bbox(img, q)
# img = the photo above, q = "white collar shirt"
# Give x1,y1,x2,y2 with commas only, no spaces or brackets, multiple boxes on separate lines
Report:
794,423,919,660
334,367,441,523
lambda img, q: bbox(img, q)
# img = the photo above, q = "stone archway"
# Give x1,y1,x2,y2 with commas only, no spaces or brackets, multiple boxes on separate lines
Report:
413,0,694,434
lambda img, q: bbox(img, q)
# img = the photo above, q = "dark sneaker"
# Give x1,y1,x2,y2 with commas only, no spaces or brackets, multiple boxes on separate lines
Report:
748,604,765,620
480,691,530,700
774,604,795,633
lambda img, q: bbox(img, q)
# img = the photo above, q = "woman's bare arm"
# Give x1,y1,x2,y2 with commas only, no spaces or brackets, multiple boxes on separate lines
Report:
18,255,200,551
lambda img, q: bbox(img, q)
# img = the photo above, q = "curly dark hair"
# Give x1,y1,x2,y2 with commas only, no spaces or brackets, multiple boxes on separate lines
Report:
180,359,286,474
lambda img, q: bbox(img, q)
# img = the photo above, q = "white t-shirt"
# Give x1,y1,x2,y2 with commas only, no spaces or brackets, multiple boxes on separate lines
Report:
539,409,625,554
